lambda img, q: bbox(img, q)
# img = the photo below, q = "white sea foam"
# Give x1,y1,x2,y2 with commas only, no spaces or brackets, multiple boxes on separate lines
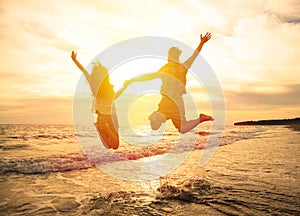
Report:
0,124,299,215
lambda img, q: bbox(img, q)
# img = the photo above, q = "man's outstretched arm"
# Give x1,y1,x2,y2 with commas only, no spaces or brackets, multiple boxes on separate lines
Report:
71,51,91,84
183,32,211,69
125,73,162,87
114,73,162,99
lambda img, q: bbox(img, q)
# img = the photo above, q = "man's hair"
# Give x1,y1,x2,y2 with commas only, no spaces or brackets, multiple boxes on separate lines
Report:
168,47,181,56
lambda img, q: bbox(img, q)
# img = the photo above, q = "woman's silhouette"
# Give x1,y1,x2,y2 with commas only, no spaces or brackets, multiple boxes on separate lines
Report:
71,51,122,149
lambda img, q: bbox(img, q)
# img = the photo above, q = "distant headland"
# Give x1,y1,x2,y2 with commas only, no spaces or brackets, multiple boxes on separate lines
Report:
234,117,300,126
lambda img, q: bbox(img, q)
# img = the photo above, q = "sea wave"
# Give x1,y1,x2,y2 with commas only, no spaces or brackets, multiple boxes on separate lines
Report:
0,124,268,175
0,124,75,142
0,143,29,151
0,153,94,174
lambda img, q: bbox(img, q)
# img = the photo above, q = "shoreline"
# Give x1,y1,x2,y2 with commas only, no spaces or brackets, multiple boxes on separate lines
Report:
234,117,300,126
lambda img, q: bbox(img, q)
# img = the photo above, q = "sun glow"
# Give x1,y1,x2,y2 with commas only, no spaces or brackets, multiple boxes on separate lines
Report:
0,0,299,124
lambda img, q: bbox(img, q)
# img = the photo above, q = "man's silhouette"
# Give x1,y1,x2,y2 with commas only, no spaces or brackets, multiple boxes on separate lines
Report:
123,33,214,133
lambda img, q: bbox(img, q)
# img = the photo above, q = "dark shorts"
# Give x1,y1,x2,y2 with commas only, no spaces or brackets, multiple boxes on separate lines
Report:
157,95,186,130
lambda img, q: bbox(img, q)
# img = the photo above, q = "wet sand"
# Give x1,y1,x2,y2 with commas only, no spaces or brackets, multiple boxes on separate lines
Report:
0,126,299,215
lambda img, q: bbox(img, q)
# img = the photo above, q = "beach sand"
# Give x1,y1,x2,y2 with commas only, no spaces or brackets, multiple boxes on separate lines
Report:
0,125,299,215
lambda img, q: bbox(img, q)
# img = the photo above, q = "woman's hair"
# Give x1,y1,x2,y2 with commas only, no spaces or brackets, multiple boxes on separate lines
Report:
90,60,114,98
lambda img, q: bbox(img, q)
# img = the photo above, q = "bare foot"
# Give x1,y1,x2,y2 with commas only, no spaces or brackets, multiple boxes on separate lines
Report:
199,114,214,123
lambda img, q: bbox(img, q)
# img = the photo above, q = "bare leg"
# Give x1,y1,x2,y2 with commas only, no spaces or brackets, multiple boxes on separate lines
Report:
94,123,110,149
178,114,214,134
94,122,119,149
179,119,201,134
101,125,119,149
107,129,119,149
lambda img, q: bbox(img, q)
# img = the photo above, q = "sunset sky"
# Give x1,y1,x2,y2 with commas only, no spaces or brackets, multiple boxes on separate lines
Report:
0,0,299,125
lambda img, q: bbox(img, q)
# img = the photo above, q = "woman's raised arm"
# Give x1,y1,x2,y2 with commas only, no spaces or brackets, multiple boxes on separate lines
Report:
71,51,91,84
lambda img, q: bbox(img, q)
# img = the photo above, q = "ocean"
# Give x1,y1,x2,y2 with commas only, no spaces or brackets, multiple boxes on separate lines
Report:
0,124,299,215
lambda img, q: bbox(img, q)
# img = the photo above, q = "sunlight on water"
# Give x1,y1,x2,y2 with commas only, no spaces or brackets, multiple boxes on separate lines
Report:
119,125,166,146
141,154,165,162
0,124,299,215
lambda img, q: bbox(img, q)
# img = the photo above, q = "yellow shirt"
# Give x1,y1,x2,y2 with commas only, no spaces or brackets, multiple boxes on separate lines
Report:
158,61,188,97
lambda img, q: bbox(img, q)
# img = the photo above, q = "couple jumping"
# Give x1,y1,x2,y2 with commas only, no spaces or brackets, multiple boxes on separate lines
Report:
71,32,214,150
